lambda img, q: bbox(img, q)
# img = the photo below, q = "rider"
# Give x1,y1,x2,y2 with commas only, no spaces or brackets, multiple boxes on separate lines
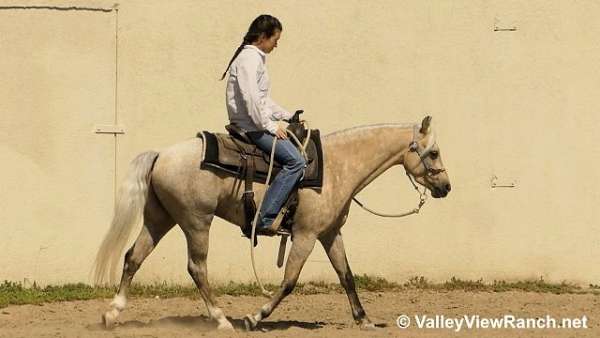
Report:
221,15,306,234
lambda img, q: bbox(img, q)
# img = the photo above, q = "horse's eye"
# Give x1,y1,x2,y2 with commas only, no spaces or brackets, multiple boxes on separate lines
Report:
430,151,439,159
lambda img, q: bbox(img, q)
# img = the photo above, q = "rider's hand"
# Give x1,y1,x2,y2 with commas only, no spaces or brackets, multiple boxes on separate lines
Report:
275,127,288,139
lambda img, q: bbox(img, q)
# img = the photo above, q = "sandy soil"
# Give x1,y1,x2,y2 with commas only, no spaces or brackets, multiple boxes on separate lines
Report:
0,290,598,337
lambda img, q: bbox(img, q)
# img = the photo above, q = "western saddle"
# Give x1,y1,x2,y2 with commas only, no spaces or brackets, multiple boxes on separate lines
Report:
197,111,323,243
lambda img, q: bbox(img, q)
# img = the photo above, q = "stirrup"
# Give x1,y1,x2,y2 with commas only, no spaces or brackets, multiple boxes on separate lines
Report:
264,201,292,234
251,225,290,237
270,189,299,233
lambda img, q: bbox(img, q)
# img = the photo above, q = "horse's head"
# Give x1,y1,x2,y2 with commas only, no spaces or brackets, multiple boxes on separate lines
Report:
403,116,451,198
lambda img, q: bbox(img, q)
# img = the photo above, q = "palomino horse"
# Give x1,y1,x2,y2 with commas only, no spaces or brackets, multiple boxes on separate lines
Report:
93,116,451,331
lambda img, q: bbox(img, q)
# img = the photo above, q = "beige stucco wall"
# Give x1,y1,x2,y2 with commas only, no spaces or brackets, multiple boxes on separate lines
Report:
1,0,599,286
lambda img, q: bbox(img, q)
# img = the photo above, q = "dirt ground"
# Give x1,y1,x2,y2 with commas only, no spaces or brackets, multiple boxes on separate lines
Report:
0,290,598,337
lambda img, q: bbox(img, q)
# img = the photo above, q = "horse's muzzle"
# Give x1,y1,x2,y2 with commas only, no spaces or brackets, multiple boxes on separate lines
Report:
431,183,451,198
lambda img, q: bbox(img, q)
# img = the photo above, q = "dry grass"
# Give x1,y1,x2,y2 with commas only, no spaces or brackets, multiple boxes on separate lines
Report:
0,274,593,308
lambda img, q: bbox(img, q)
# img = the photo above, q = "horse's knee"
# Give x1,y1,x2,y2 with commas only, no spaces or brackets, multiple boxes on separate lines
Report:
342,271,355,287
281,280,297,296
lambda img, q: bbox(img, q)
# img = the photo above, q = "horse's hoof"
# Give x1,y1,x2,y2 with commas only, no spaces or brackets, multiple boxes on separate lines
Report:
243,314,258,331
360,322,376,331
217,321,235,331
102,311,117,329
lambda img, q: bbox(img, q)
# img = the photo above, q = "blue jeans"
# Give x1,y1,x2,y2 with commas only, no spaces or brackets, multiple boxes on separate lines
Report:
247,131,306,228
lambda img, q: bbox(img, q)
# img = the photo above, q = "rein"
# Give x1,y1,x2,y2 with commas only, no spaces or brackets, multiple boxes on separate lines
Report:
352,124,445,218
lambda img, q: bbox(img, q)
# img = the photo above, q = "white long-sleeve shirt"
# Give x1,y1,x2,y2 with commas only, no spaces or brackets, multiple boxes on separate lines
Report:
225,44,293,134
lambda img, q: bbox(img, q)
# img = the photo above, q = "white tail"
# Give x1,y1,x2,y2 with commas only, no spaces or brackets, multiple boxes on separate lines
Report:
92,151,159,285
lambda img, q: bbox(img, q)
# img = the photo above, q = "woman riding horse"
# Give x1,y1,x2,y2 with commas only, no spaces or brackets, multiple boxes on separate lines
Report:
93,15,451,332
221,15,305,236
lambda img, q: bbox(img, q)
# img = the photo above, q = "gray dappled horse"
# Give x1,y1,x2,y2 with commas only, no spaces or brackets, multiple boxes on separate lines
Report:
93,116,451,331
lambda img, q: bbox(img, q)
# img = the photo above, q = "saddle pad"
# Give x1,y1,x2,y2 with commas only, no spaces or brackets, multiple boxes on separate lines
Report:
197,130,324,189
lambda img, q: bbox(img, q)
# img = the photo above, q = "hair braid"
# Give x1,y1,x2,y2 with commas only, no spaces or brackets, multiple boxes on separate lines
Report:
220,41,246,81
219,15,282,81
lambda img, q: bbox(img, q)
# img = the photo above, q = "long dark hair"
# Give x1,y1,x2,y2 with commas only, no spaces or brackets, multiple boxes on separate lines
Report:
220,14,282,80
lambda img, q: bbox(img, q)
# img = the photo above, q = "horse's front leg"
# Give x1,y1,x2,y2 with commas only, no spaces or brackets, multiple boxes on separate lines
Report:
320,229,375,330
244,232,317,331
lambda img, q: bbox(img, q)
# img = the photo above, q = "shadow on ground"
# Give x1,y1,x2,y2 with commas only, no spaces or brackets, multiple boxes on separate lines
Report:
87,314,332,332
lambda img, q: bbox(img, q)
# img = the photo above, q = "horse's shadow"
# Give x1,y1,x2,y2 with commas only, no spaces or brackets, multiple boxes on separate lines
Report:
88,314,327,332
235,318,327,331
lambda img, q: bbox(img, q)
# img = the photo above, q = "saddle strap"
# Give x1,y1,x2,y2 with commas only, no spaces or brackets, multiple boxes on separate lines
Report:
242,156,257,234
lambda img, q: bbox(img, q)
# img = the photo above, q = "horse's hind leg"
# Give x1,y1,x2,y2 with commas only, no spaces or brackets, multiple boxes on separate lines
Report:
103,187,175,328
244,232,317,330
182,214,234,331
320,230,374,330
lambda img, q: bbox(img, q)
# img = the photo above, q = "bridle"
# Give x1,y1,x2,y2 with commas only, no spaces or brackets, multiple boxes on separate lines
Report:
352,124,446,218
408,124,447,177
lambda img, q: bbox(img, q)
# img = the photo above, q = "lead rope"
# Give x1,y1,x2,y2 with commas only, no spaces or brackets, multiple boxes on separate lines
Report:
352,171,428,217
249,127,311,298
352,124,429,218
249,138,277,298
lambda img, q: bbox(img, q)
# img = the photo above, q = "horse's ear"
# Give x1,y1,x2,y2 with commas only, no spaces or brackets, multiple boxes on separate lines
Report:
420,116,432,134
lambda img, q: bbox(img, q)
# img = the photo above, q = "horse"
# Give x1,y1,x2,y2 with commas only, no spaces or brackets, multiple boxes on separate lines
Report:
92,116,451,331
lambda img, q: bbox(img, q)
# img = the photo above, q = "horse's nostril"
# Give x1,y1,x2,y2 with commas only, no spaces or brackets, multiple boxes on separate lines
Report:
445,184,451,192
